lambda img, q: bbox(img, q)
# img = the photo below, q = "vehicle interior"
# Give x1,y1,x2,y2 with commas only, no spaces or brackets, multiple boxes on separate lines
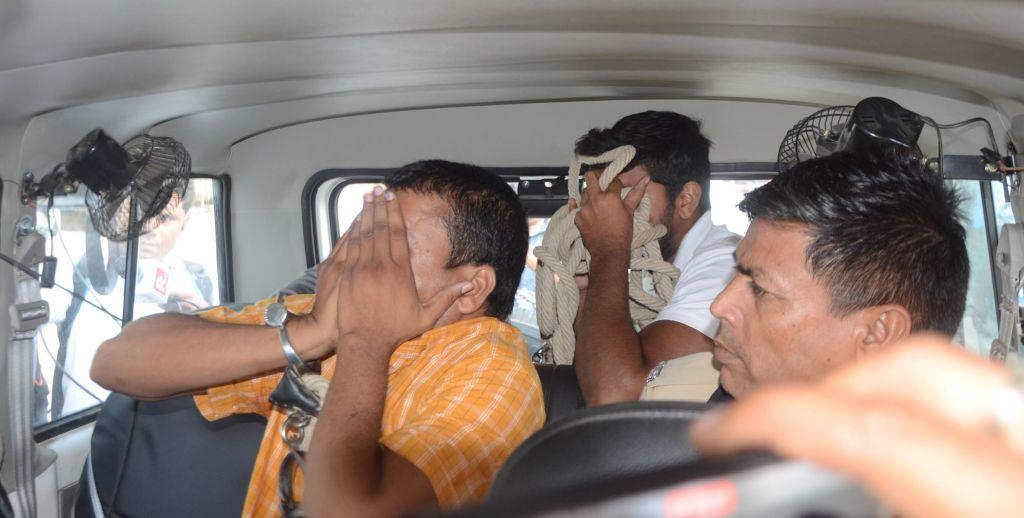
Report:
2,1,1023,516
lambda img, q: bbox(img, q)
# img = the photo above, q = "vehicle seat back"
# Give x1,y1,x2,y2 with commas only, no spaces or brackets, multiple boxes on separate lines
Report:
488,401,707,500
75,392,266,518
532,363,585,424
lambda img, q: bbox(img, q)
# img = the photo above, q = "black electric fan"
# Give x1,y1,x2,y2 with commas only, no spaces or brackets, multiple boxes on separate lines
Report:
62,129,191,241
776,97,925,171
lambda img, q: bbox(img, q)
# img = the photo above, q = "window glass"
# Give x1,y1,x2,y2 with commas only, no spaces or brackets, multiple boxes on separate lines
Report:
334,182,384,238
35,195,126,425
993,180,1015,232
955,180,999,356
131,178,225,318
710,179,768,235
34,178,227,428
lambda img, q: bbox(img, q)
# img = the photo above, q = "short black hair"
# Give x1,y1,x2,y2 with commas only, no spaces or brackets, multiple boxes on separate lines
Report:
739,152,968,335
575,111,713,211
385,160,528,320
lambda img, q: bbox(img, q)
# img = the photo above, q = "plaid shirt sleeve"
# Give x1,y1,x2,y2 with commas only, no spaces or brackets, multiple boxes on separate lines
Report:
192,296,288,421
379,346,545,508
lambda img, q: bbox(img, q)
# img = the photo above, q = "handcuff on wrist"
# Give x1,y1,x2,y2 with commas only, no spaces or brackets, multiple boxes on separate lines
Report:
264,292,309,372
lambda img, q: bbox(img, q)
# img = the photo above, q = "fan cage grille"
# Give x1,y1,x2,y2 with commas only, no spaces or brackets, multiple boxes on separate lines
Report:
86,135,191,242
776,106,854,171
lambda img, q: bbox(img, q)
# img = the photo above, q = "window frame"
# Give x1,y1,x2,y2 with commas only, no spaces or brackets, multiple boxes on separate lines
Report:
301,163,780,267
33,173,233,440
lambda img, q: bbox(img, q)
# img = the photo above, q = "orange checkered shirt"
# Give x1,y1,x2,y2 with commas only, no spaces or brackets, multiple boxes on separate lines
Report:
193,294,545,517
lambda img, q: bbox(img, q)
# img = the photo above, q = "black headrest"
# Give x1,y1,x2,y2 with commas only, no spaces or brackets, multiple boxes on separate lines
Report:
532,363,585,424
76,393,266,518
489,401,708,501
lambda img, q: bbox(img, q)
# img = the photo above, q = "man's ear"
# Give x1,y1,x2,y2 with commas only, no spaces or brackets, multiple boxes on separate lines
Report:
857,304,913,356
454,265,497,316
673,181,703,221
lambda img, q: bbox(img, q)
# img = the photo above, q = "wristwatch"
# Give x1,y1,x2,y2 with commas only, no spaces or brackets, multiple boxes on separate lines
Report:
264,292,306,371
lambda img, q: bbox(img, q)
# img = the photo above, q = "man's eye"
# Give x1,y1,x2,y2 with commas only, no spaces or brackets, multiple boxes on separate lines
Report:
748,281,766,297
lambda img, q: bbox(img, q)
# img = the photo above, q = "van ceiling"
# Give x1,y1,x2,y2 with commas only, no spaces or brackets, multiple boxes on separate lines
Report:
4,0,1024,173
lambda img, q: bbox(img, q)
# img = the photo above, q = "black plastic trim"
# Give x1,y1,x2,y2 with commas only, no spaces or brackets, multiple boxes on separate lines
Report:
33,406,100,442
941,155,1001,181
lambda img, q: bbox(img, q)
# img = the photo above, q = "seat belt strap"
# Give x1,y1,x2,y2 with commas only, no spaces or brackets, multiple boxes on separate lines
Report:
8,307,39,518
7,230,49,518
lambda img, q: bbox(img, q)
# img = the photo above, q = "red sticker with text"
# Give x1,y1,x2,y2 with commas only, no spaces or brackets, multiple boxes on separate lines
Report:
663,479,739,518
153,266,170,296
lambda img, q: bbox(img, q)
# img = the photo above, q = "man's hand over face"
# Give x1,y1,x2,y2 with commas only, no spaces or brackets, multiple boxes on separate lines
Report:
335,188,471,353
298,230,350,357
572,171,649,259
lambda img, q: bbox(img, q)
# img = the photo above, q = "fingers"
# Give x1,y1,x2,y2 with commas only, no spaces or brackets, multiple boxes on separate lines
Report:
623,177,650,212
568,197,578,211
605,177,624,198
421,281,473,327
372,186,389,259
690,387,861,459
318,231,350,289
823,336,1009,430
385,190,411,264
325,230,350,265
356,191,375,263
582,171,599,203
690,384,1024,518
347,197,372,266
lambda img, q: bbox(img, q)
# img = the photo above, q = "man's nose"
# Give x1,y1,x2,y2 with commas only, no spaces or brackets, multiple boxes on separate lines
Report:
711,276,743,328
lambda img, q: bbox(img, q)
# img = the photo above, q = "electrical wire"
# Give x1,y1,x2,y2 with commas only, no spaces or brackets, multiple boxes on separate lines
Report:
930,117,999,151
45,201,118,318
921,116,945,175
37,330,105,405
921,115,1005,177
0,250,123,324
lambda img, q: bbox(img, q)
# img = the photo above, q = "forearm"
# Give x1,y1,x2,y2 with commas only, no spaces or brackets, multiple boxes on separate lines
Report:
575,251,648,405
91,313,327,399
305,338,392,517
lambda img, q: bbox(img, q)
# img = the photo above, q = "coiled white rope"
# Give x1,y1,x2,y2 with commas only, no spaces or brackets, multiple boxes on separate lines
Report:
534,145,681,365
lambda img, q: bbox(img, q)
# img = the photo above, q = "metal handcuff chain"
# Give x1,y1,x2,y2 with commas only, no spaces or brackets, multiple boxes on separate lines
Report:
272,365,331,517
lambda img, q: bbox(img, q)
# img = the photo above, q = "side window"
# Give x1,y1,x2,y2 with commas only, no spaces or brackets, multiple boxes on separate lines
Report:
952,180,1000,357
130,177,229,319
35,196,126,426
710,179,768,235
34,177,230,430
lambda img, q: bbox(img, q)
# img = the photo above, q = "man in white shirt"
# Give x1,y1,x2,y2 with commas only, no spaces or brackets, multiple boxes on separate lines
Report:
573,111,739,406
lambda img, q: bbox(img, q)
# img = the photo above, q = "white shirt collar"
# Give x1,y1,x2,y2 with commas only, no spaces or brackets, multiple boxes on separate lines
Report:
670,211,713,269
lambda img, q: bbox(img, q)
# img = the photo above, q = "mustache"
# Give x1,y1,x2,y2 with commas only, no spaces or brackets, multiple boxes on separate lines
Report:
713,321,736,352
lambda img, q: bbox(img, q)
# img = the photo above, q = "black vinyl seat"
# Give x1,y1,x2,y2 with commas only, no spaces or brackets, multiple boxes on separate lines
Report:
488,401,708,501
74,362,583,516
532,363,585,424
74,392,266,518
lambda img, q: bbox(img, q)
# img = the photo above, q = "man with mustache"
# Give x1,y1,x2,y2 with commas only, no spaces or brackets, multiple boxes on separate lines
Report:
708,151,969,400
